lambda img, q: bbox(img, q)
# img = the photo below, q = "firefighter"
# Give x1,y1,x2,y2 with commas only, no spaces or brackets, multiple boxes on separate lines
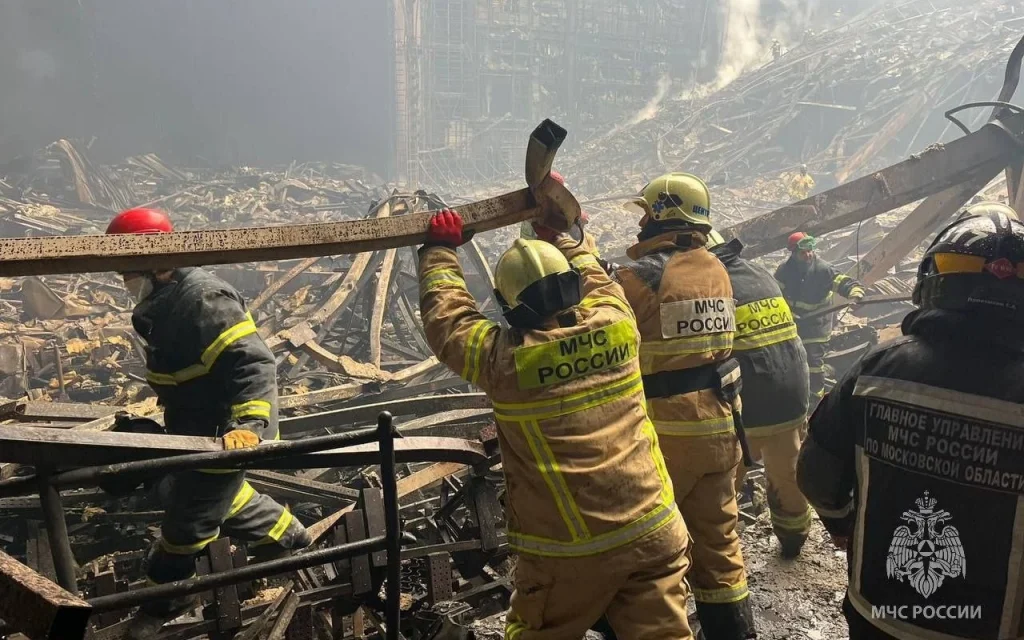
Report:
774,232,864,410
706,230,813,558
106,208,311,639
797,202,1024,639
787,165,815,201
611,173,756,639
418,208,693,639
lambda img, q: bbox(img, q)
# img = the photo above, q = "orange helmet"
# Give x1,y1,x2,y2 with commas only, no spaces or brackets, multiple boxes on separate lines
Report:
106,208,173,235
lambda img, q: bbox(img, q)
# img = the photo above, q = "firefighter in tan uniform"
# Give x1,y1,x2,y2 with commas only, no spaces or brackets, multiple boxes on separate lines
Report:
418,208,693,639
614,174,756,639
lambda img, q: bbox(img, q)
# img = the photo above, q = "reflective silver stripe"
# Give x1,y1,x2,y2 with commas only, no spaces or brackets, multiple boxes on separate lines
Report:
771,507,813,531
640,332,733,357
853,375,1024,427
810,500,853,519
461,320,496,386
421,268,467,291
493,372,643,422
692,581,749,604
507,503,679,557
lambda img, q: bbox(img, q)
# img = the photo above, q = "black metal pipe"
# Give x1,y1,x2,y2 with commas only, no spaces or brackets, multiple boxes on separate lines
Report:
37,471,78,593
87,536,386,613
378,411,401,640
0,426,380,497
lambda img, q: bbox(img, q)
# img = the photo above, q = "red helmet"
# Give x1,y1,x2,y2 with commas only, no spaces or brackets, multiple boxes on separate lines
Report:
787,231,807,252
106,208,173,235
549,170,565,186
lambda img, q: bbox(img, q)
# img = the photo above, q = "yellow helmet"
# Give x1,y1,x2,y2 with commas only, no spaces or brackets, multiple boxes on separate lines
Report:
705,228,727,248
632,172,712,228
494,239,581,328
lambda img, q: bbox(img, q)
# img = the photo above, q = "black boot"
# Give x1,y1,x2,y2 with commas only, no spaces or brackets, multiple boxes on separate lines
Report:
778,532,808,559
590,615,618,639
695,598,757,640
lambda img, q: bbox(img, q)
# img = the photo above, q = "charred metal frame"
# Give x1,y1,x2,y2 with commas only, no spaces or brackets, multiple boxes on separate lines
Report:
0,413,405,640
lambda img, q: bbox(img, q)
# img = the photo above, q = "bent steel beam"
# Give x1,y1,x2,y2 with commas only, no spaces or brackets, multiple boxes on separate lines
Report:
724,112,1024,258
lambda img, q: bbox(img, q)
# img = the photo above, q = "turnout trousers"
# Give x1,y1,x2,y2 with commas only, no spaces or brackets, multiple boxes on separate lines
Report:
505,519,693,640
659,433,755,639
734,425,812,552
144,470,306,615
803,340,828,411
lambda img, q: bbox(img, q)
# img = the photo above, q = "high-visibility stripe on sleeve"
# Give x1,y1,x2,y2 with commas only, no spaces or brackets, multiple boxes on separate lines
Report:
159,532,219,555
461,320,497,386
147,313,258,386
570,254,600,270
251,509,294,547
421,268,467,291
231,400,272,421
692,581,749,604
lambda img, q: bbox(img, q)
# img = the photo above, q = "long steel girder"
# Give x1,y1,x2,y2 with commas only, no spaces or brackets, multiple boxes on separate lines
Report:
0,426,488,471
724,112,1024,258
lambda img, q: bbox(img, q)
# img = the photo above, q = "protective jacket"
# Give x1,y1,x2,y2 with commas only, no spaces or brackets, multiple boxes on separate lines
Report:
132,267,278,439
712,238,808,433
774,255,864,343
418,239,684,558
799,309,1024,639
614,231,736,437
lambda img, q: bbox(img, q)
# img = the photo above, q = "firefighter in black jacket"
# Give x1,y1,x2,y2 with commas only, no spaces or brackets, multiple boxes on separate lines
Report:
106,209,311,638
797,202,1024,639
774,232,864,409
707,231,813,558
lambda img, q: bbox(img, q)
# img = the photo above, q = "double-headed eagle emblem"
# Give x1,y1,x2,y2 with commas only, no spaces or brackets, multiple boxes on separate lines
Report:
886,491,966,599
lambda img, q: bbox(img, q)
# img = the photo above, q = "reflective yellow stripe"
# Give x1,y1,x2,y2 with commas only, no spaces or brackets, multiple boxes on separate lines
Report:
792,293,832,311
570,254,600,270
848,286,865,297
733,324,798,350
580,294,633,318
159,532,219,555
146,313,257,386
808,366,825,373
421,268,466,291
771,507,813,532
251,509,294,547
226,481,256,519
692,581,749,604
461,320,496,386
493,371,644,422
747,415,805,436
231,400,272,420
640,332,733,357
642,418,674,506
520,419,590,540
650,414,735,437
506,619,528,640
508,503,679,557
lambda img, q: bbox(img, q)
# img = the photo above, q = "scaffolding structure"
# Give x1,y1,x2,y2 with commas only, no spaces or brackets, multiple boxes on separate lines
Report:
396,0,717,191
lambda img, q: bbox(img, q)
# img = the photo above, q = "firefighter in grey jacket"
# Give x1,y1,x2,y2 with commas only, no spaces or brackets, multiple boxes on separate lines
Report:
106,208,311,638
798,203,1024,639
708,231,813,558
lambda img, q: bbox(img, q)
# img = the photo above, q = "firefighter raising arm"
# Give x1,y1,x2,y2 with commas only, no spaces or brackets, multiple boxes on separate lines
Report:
417,209,502,393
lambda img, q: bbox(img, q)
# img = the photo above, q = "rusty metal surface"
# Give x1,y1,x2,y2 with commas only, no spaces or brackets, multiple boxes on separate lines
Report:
280,393,490,436
727,112,1024,258
0,189,538,276
0,548,91,640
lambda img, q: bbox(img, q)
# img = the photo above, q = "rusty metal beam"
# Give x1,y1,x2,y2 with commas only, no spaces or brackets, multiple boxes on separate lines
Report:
250,257,320,311
0,549,91,640
0,189,539,276
851,172,998,285
725,112,1024,258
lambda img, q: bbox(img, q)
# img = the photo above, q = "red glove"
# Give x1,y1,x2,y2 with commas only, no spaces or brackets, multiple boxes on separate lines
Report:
427,209,464,248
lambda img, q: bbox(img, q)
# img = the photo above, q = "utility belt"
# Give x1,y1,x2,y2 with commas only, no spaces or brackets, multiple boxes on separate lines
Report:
642,359,753,466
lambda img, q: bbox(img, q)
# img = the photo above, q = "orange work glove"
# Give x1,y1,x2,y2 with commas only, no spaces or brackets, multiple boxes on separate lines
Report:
223,430,261,450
